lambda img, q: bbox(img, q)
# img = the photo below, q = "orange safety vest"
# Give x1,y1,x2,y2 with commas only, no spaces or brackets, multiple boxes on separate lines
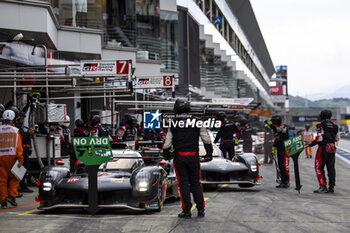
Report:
0,124,23,161
302,131,314,142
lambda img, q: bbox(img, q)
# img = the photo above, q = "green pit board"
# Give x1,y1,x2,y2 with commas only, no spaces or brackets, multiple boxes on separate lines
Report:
72,137,112,165
284,135,305,157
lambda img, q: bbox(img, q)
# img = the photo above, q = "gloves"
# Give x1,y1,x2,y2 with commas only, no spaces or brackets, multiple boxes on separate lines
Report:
272,147,277,155
234,139,240,145
163,148,174,161
264,120,273,126
308,141,317,147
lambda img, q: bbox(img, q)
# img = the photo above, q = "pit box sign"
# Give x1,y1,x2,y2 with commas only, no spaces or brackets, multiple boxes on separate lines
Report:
72,137,112,165
80,60,129,76
284,135,304,157
134,76,174,89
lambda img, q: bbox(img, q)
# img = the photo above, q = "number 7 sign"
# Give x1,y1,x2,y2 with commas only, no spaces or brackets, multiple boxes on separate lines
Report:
116,60,129,75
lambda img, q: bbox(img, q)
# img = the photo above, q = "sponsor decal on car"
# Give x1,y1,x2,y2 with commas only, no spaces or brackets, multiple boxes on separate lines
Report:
67,178,79,183
110,178,124,183
146,202,159,208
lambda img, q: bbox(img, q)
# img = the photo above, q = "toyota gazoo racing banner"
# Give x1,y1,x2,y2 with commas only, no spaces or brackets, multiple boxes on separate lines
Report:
135,76,173,89
81,60,129,76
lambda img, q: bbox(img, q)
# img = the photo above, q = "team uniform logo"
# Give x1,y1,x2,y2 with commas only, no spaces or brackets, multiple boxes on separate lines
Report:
143,110,161,129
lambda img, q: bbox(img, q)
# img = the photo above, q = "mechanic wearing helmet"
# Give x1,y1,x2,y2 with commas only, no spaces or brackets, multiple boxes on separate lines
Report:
302,124,314,159
0,104,5,125
56,116,74,169
91,115,109,137
115,115,138,142
265,115,290,188
308,110,339,193
0,110,23,209
74,119,90,137
240,118,255,153
163,98,213,218
15,111,34,193
214,112,241,161
7,106,19,122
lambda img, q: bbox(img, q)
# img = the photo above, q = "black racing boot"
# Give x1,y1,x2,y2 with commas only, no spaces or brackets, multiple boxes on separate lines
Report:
276,182,289,188
327,187,334,193
178,211,192,218
197,209,205,217
1,202,7,209
7,196,17,206
314,186,328,193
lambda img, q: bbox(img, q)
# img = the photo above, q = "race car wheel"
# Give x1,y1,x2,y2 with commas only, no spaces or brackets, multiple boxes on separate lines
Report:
238,183,255,188
156,181,165,212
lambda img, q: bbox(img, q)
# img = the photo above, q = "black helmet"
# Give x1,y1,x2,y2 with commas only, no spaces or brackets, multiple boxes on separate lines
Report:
17,111,26,119
305,124,310,130
91,115,100,126
240,118,248,126
320,110,332,120
75,119,84,127
0,104,4,113
271,115,282,126
174,98,190,114
217,111,226,121
7,106,19,116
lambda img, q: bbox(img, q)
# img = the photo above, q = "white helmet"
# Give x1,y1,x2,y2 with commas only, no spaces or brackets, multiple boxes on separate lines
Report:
62,115,70,127
3,110,16,122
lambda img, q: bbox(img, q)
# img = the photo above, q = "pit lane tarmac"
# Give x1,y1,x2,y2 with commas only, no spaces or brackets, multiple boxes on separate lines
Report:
1,141,350,233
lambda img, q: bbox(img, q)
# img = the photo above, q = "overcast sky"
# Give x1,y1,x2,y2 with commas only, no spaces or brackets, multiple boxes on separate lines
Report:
250,0,350,100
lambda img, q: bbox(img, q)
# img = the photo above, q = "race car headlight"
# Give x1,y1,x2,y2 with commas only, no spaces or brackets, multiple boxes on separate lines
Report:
42,182,52,191
135,172,151,192
250,165,257,172
136,181,149,192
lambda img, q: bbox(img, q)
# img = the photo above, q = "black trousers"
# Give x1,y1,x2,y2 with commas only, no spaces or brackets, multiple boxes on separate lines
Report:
276,145,289,183
315,145,336,188
264,142,273,163
173,152,204,212
243,140,253,152
20,149,31,188
220,141,235,160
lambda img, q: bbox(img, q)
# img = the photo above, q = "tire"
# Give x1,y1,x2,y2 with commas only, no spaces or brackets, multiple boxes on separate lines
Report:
238,183,255,188
156,181,165,212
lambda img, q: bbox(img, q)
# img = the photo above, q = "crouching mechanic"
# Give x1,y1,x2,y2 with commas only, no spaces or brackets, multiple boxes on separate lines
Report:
265,115,290,188
163,99,213,218
308,110,339,193
0,110,23,209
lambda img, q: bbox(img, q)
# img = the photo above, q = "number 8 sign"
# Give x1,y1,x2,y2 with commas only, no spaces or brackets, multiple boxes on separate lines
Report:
163,76,173,87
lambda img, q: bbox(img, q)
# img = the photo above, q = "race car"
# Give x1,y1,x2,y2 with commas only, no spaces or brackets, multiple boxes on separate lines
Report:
36,143,176,212
200,143,261,187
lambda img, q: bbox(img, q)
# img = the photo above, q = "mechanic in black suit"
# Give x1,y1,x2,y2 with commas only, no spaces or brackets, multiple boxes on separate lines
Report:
214,112,241,160
240,118,255,153
163,98,213,218
265,115,290,188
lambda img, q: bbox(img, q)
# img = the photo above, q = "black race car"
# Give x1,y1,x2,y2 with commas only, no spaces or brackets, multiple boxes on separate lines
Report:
37,144,177,212
200,143,262,187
